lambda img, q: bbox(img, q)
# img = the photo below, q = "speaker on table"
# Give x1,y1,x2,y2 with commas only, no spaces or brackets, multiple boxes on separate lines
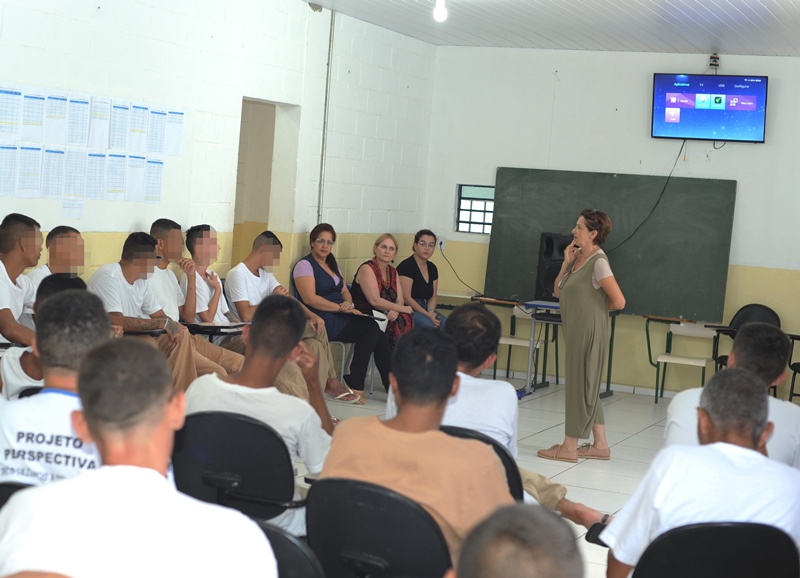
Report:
534,232,573,301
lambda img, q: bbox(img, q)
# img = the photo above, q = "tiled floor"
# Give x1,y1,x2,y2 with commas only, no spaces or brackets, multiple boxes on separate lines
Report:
322,376,671,578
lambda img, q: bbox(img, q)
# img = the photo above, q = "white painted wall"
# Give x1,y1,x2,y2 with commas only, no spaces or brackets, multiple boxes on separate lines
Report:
426,47,800,270
311,14,436,235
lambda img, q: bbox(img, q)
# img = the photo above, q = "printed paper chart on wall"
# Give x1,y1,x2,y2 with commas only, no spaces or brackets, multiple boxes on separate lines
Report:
0,83,185,219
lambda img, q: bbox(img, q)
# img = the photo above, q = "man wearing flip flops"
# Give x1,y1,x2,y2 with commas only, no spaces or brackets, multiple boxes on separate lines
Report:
225,230,361,404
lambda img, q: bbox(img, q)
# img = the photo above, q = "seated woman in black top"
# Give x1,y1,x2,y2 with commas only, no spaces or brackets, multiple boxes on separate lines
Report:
293,223,391,403
350,233,414,349
397,229,446,329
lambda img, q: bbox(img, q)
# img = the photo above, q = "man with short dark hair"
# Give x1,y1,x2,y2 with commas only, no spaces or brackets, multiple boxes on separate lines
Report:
87,232,197,392
147,219,244,378
604,368,800,578
0,289,108,485
0,213,42,345
322,327,515,558
25,225,83,290
225,230,359,403
665,322,800,468
0,276,87,400
385,302,608,528
185,295,334,536
0,339,276,576
447,504,583,578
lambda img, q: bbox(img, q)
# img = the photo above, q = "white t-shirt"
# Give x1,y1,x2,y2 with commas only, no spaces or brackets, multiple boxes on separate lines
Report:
0,260,36,343
185,373,331,536
0,465,276,578
0,346,43,400
385,371,519,457
181,270,229,323
225,262,282,320
664,388,800,469
0,389,100,485
602,443,800,568
147,266,185,320
87,263,161,319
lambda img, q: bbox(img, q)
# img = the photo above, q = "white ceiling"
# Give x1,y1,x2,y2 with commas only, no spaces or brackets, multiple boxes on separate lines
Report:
301,0,800,56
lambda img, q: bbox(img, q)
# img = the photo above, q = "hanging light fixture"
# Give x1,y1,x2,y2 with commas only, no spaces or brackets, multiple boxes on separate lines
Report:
433,0,448,22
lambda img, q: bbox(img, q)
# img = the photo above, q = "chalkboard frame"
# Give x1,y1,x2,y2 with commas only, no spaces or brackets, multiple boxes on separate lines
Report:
485,167,736,322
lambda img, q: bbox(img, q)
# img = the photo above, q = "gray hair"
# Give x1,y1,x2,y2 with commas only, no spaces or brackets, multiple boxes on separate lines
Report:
457,504,583,578
699,368,769,446
36,290,110,372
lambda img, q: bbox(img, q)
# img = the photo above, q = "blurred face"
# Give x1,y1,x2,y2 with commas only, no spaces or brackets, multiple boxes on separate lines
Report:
374,238,397,264
258,243,282,269
311,231,335,260
21,227,44,267
50,232,85,272
571,216,597,248
413,235,436,261
132,248,159,280
193,230,218,266
162,229,185,262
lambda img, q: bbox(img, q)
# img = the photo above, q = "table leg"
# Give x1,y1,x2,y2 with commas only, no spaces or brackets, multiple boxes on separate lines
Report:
600,314,617,399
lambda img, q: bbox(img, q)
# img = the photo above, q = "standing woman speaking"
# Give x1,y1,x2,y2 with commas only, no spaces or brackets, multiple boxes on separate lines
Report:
538,209,626,463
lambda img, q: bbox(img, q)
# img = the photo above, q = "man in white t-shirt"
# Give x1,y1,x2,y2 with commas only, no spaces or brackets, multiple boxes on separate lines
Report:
0,287,108,486
604,368,800,578
385,302,607,528
87,232,198,392
0,338,276,577
226,230,359,403
185,295,334,537
665,322,800,469
0,214,41,346
0,276,87,401
148,219,243,377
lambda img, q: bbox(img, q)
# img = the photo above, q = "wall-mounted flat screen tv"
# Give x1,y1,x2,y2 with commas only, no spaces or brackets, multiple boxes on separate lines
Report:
651,74,768,143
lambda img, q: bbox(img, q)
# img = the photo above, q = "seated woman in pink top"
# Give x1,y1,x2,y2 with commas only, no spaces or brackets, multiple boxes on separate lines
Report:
349,233,414,349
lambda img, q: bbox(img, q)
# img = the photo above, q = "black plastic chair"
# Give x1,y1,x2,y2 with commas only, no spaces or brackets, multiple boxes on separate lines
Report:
631,522,799,578
255,519,325,578
708,304,780,371
306,478,452,578
0,482,30,508
440,425,524,502
172,411,304,521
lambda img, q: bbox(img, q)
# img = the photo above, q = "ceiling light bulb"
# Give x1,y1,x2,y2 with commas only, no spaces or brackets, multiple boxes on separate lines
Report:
433,0,448,22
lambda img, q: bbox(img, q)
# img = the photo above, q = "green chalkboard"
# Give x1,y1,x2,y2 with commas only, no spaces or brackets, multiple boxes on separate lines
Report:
485,168,736,322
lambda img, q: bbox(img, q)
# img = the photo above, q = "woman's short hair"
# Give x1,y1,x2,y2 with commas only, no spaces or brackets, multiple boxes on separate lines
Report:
580,209,612,245
373,233,398,251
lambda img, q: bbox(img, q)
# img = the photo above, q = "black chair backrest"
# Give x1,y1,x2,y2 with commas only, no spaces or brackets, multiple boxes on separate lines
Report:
0,482,30,508
255,520,325,578
172,411,298,520
306,478,452,578
632,522,800,578
17,386,42,399
729,304,781,331
440,425,524,501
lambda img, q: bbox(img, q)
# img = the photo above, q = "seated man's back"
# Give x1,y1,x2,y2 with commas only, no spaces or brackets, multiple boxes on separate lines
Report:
0,285,106,485
184,295,334,536
0,346,42,401
604,368,800,577
664,322,800,469
322,327,513,558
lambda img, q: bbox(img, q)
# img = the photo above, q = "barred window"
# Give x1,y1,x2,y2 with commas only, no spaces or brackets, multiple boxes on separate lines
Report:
457,185,494,234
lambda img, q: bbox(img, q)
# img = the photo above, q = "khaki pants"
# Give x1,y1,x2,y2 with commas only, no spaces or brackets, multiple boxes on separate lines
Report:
301,323,339,387
191,334,244,376
520,467,567,509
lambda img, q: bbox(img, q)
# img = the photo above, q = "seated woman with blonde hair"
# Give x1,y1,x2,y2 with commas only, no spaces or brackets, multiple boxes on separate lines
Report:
350,233,414,349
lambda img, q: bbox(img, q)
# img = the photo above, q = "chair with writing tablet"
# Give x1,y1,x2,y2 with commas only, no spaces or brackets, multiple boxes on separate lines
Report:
493,306,542,389
645,319,717,404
